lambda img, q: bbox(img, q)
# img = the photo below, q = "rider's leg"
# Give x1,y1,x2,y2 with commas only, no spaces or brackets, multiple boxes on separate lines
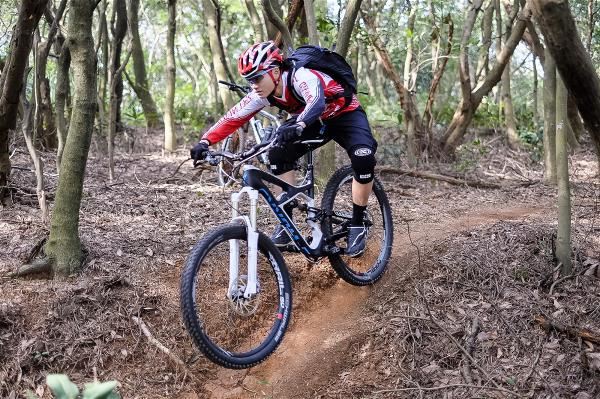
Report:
328,108,378,257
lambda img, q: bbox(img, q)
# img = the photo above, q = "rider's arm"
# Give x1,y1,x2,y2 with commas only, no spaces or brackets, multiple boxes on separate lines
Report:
292,68,326,129
201,92,269,144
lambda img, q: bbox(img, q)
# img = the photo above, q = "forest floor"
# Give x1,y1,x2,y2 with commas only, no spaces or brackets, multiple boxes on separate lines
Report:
1,130,600,398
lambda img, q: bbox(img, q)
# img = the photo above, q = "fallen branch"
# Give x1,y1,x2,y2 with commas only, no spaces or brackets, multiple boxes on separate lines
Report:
8,258,52,278
131,316,197,381
377,166,504,189
462,318,480,385
534,315,600,345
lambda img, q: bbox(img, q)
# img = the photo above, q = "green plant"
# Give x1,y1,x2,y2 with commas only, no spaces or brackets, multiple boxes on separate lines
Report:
28,374,120,399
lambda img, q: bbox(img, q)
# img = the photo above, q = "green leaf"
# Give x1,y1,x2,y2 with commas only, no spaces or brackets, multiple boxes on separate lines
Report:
46,374,79,399
82,381,119,399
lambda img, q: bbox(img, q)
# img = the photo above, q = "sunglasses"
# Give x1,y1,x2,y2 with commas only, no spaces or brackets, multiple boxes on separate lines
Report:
246,71,267,85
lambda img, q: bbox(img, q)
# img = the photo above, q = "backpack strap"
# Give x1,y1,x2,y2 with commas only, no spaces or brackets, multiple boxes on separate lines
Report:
286,65,353,107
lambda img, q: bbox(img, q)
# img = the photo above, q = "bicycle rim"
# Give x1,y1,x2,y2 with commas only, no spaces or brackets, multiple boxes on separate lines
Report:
181,224,292,368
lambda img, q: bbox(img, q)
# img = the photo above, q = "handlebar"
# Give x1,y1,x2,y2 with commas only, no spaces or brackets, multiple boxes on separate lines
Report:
204,138,277,167
218,80,251,95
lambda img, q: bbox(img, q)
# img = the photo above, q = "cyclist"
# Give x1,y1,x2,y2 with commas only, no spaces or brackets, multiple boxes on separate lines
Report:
191,41,377,257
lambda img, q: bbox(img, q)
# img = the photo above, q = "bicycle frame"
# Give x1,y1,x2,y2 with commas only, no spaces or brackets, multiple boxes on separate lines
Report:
226,143,344,298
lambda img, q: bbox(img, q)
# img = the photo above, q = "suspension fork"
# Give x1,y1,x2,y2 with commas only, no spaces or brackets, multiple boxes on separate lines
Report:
229,187,259,298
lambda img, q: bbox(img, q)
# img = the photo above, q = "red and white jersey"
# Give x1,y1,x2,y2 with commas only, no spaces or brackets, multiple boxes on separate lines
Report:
202,68,360,144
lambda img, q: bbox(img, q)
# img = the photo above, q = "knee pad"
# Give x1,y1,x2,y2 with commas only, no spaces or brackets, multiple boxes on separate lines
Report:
349,146,376,184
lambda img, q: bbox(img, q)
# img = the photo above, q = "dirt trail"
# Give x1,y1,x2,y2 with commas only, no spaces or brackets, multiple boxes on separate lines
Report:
203,204,551,398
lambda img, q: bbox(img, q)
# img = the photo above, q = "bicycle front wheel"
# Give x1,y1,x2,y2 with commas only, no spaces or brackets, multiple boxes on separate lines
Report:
180,224,292,368
321,165,393,286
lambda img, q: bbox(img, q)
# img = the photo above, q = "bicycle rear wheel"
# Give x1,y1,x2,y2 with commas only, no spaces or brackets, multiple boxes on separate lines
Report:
321,165,393,285
180,224,292,368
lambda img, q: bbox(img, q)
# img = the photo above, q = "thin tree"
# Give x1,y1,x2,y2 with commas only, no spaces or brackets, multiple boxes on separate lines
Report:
164,0,177,152
43,0,98,277
556,73,572,275
128,0,160,128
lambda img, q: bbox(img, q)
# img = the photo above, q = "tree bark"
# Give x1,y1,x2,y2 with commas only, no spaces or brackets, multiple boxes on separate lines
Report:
164,0,177,152
474,3,494,85
109,0,127,133
543,48,557,184
0,0,48,201
530,0,600,170
55,42,70,174
423,14,453,133
45,0,98,277
262,0,294,55
244,0,266,41
303,0,319,46
555,74,572,275
204,0,235,109
273,0,303,52
128,0,160,128
500,6,520,149
335,0,362,57
107,0,128,177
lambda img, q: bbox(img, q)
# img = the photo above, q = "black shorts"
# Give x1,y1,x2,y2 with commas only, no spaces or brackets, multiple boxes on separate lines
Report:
268,108,377,174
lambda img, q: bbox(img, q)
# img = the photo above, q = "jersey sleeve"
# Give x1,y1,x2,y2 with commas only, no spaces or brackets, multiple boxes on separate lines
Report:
201,91,269,144
292,67,326,127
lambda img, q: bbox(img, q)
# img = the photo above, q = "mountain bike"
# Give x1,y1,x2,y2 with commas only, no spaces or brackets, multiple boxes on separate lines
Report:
216,80,282,186
180,137,394,369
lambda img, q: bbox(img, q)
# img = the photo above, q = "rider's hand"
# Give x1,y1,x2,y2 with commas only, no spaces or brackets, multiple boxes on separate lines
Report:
275,123,303,145
190,140,210,167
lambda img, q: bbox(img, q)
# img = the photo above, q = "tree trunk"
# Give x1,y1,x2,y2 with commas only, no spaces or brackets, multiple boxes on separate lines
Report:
423,15,453,133
45,0,98,277
555,74,571,275
55,42,70,174
303,0,319,46
273,0,303,52
262,0,294,54
543,49,557,184
164,0,177,152
474,3,494,85
531,0,600,171
109,0,127,133
244,0,265,42
34,0,66,150
107,0,128,177
0,0,48,201
533,54,539,126
128,0,160,128
403,3,418,165
500,19,519,150
204,0,235,109
335,0,362,57
441,2,530,154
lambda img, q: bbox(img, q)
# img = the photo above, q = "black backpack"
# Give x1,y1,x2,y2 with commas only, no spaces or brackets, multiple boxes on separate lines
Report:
280,45,357,109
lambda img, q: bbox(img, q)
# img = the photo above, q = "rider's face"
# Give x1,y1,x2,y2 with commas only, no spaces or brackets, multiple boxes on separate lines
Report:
250,68,279,98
